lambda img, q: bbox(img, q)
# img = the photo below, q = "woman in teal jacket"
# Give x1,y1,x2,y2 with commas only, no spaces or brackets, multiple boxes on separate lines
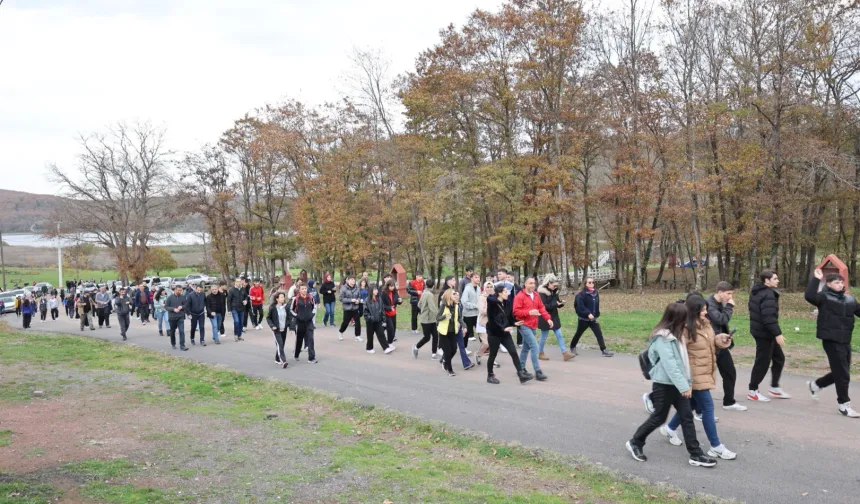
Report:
626,302,717,468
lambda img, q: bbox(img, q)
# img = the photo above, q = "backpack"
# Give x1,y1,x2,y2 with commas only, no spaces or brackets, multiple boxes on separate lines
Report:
638,338,659,380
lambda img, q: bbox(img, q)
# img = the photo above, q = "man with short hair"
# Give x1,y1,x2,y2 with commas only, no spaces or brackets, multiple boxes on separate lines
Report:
186,283,208,346
241,277,252,329
227,279,248,342
249,278,265,330
137,282,151,325
406,273,425,334
114,287,132,341
805,269,860,418
461,273,481,343
165,285,189,351
748,270,790,402
459,266,474,295
707,282,746,411
95,286,111,329
513,277,552,381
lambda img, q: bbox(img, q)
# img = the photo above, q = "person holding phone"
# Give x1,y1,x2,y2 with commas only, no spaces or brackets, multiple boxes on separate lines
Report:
707,282,746,412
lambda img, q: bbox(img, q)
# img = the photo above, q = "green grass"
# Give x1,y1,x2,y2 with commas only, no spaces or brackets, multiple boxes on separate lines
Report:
1,267,202,288
0,430,13,448
0,482,59,504
0,327,722,504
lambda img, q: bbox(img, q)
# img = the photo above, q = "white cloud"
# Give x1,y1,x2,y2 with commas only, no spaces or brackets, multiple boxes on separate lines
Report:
0,0,504,194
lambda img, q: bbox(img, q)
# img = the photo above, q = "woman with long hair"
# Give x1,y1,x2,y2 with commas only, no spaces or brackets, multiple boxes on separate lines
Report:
364,286,394,354
486,283,531,384
437,289,462,377
320,274,337,327
570,277,614,357
537,274,575,362
153,288,167,336
661,296,736,459
266,291,290,368
413,278,439,359
626,301,716,467
381,279,400,345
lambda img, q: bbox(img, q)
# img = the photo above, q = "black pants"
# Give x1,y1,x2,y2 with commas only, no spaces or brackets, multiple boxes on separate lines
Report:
168,318,186,348
631,382,703,456
385,315,397,344
190,313,206,342
716,349,737,406
411,304,419,331
464,315,477,341
50,308,59,320
366,320,389,351
40,310,47,321
440,331,457,373
243,306,251,328
219,311,226,335
294,323,316,360
570,320,606,351
117,313,130,338
339,309,362,336
816,340,852,404
251,305,264,326
748,337,784,391
272,329,288,363
22,313,31,328
139,304,150,323
97,307,109,327
487,331,521,376
417,323,438,354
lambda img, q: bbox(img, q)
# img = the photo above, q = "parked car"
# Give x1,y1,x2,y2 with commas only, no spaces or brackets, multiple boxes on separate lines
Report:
82,282,98,293
0,289,26,313
150,277,172,290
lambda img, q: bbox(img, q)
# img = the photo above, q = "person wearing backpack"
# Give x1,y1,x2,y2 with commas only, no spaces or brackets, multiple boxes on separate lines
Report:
626,301,717,468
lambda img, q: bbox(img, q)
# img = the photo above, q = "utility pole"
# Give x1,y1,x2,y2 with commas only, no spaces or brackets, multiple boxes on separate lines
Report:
57,222,63,289
0,230,6,290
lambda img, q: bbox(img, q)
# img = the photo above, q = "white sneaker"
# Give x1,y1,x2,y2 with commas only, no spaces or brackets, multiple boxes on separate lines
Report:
366,349,375,354
747,390,771,402
500,346,509,354
659,425,683,446
694,413,719,423
437,348,444,357
722,403,748,411
338,333,344,341
807,381,820,401
412,330,419,334
838,403,860,418
642,392,655,414
768,388,792,399
256,325,262,331
465,349,473,355
468,337,476,341
708,444,737,460
384,346,395,354
354,336,363,343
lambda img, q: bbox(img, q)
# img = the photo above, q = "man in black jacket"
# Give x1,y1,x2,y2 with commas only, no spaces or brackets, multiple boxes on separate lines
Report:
227,279,247,342
805,269,860,418
747,270,791,402
186,284,207,346
165,286,189,351
205,284,225,345
706,282,746,411
114,287,132,341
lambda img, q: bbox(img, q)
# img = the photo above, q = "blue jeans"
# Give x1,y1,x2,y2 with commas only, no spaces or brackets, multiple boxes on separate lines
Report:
518,326,541,372
669,389,720,447
231,309,244,337
539,328,566,355
323,302,335,326
456,328,472,368
209,313,222,342
155,310,167,333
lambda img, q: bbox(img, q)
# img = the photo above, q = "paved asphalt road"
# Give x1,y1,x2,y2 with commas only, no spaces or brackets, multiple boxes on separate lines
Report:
9,313,859,503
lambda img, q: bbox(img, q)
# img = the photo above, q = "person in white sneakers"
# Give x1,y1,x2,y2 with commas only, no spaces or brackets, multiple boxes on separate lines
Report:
660,296,737,460
747,270,790,402
365,285,395,355
805,269,860,418
706,282,747,412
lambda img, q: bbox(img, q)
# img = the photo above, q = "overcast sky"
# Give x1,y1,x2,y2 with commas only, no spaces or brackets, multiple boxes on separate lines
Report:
0,0,506,195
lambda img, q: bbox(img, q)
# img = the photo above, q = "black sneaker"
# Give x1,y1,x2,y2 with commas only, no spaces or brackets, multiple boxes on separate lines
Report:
688,454,717,467
191,340,196,345
448,371,456,377
122,336,127,341
200,341,207,347
626,441,647,462
159,330,164,336
464,362,476,370
487,375,500,385
518,370,534,384
180,346,189,351
172,345,177,350
535,370,548,381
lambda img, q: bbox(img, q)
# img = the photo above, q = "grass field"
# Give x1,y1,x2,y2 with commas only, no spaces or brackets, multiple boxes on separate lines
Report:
0,326,725,504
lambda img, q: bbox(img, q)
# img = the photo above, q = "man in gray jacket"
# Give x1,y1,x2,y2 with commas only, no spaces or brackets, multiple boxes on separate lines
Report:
95,286,112,329
186,284,207,346
460,273,481,343
114,287,132,341
165,285,189,351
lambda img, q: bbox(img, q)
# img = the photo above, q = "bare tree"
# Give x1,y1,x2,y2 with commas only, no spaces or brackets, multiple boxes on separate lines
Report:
49,122,173,283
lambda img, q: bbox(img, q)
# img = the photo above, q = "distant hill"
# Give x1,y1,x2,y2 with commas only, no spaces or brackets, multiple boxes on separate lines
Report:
0,189,204,232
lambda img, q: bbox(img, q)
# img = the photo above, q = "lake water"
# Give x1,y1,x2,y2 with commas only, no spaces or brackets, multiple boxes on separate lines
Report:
1,232,205,248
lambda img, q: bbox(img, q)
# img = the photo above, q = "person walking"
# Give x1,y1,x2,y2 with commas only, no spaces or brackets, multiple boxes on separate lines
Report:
461,273,481,343
513,277,552,381
77,293,95,331
570,278,614,357
21,298,34,329
406,273,425,334
805,269,860,417
660,296,737,460
205,284,224,345
381,279,402,345
537,274,575,362
152,288,167,336
357,278,369,324
626,301,718,468
747,270,790,402
38,296,48,322
338,276,363,342
320,274,336,327
95,286,111,328
364,286,394,354
475,281,496,363
437,289,463,377
266,292,290,368
706,282,746,412
290,284,317,363
218,282,228,336
165,286,189,351
137,282,152,325
114,286,132,341
458,266,474,295
186,284,207,346
486,283,532,384
14,296,21,318
249,278,265,330
308,280,321,325
227,279,248,342
413,279,439,359
48,295,59,321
